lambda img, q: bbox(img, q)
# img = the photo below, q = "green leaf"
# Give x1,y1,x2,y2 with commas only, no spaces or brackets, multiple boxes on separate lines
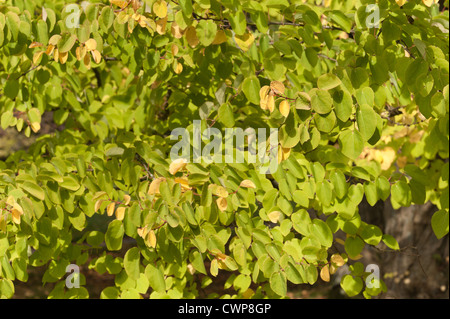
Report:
356,104,377,141
179,0,193,16
1,111,14,130
145,264,166,293
391,181,412,207
327,10,352,33
197,19,217,46
241,76,260,105
58,33,77,53
340,275,363,297
316,180,333,207
330,170,347,199
20,181,45,200
317,73,341,91
229,10,247,36
344,236,365,258
124,247,141,280
309,219,333,247
4,80,19,100
189,250,207,275
105,220,124,251
279,112,301,148
310,89,333,114
0,279,14,299
61,176,81,192
339,130,364,160
270,271,287,297
382,234,400,250
431,210,449,240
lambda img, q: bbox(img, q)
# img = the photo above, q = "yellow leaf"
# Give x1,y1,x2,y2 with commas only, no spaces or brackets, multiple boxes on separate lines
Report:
174,61,183,74
267,211,281,223
242,288,254,299
329,263,337,275
110,0,129,9
33,51,45,65
320,264,330,282
148,177,166,195
84,53,91,69
115,207,126,221
171,44,179,56
107,202,116,217
395,0,407,6
331,254,346,267
422,0,438,6
185,26,199,48
380,147,396,170
94,199,103,212
48,34,61,46
234,32,255,52
153,0,168,19
239,180,256,189
279,100,290,117
212,30,227,45
45,44,55,56
30,122,41,133
169,158,188,175
29,42,43,48
11,203,24,224
53,48,59,62
335,238,345,245
6,196,16,207
174,177,192,190
147,229,157,248
171,22,184,39
280,146,291,162
267,94,275,113
123,194,131,205
270,81,285,95
260,95,269,110
209,184,229,198
156,16,168,35
91,50,102,64
216,197,228,212
259,85,270,101
59,51,68,64
137,225,148,238
85,38,97,51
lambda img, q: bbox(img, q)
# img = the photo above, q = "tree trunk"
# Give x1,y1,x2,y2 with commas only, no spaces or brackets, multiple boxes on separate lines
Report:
359,199,449,299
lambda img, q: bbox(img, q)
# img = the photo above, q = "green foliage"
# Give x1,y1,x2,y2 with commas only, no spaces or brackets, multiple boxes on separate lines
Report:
0,0,448,299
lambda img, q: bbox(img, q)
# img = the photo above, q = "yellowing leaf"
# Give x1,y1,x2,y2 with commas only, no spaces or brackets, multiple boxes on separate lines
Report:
240,180,256,189
174,177,191,190
153,1,168,19
148,177,166,195
137,225,148,238
45,44,55,56
29,42,43,49
395,0,407,6
6,196,16,206
349,254,363,261
123,194,131,205
147,229,157,248
48,34,61,46
110,0,128,8
107,202,116,217
91,50,102,64
270,81,285,95
336,238,346,245
84,53,91,70
30,122,41,133
209,184,229,198
422,0,438,6
331,254,346,267
156,16,168,35
171,22,184,39
279,100,290,117
59,51,68,64
53,48,59,62
267,94,275,113
11,203,24,224
212,30,228,45
260,85,270,100
169,158,188,175
260,95,269,110
320,264,330,282
94,200,103,212
85,38,97,51
235,32,255,52
115,207,126,221
185,26,199,48
174,61,183,74
268,211,281,223
216,197,228,212
171,44,179,56
33,51,45,65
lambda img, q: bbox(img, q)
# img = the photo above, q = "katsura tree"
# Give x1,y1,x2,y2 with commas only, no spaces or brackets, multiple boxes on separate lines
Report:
0,0,448,299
